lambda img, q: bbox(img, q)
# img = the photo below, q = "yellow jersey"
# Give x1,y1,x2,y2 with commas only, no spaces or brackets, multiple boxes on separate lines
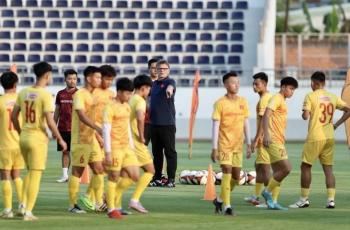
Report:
266,93,287,145
0,93,20,149
71,88,96,144
303,89,346,142
93,88,115,125
103,100,131,149
256,92,272,147
16,86,53,135
212,96,250,153
129,94,146,139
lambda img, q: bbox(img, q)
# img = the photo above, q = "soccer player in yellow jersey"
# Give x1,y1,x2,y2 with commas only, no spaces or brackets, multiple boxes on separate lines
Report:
79,65,116,211
290,71,350,209
211,72,252,216
103,78,140,219
261,76,298,210
68,66,104,214
0,72,25,218
128,74,154,213
11,62,67,221
245,72,273,206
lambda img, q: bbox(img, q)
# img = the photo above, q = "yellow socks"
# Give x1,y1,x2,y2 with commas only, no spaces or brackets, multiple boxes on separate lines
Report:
230,178,237,192
1,180,12,210
131,172,153,202
91,174,104,205
114,177,134,209
267,177,280,193
25,170,42,212
327,188,335,201
106,180,117,210
255,182,264,197
272,186,281,202
301,188,310,199
68,175,80,207
14,177,23,203
21,174,29,207
220,173,232,206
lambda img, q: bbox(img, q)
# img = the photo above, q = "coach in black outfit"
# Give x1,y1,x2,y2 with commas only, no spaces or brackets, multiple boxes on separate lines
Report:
149,60,177,187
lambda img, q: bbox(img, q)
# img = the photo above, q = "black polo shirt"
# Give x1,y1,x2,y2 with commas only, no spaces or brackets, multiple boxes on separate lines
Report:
150,77,176,126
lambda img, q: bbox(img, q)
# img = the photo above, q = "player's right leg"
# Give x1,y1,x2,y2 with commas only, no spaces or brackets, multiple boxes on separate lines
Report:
88,161,105,212
149,126,164,187
106,170,122,219
57,132,71,183
289,162,312,208
320,139,336,209
0,168,14,218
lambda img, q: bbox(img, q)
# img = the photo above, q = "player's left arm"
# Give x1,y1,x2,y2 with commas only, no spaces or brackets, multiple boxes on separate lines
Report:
244,118,252,159
262,108,273,147
11,104,21,134
333,106,350,130
302,95,311,120
136,109,146,143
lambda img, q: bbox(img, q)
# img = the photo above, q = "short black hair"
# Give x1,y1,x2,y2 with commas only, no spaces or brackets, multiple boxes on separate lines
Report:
148,58,159,69
83,66,101,79
116,77,134,92
253,72,268,83
222,71,238,83
133,74,152,89
311,71,326,83
64,69,77,79
100,65,116,78
33,61,52,79
0,71,18,90
280,76,298,88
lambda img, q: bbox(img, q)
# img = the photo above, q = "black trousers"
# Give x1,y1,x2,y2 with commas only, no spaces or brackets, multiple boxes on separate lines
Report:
151,125,177,180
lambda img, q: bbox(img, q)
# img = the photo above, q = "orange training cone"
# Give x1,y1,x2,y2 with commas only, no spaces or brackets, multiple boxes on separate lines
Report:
80,167,90,184
203,164,216,201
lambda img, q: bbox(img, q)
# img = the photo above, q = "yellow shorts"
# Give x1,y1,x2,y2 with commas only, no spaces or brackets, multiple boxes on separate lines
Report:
71,138,103,167
219,151,242,168
107,147,139,171
256,146,270,164
302,139,335,165
134,141,153,166
20,135,48,170
266,143,288,164
0,148,25,170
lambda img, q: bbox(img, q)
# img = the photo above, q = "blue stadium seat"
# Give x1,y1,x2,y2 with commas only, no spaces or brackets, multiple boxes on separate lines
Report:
168,56,179,64
45,43,57,51
201,12,212,19
139,67,148,74
29,32,42,39
127,22,138,29
123,44,135,52
107,44,120,52
169,33,181,40
139,44,151,52
75,55,87,63
158,22,169,30
173,22,184,30
192,1,203,9
59,55,71,63
0,43,10,51
92,44,104,52
216,44,229,53
92,32,104,40
201,45,213,52
186,44,198,52
182,56,194,64
121,56,133,64
208,79,220,87
188,23,200,30
162,1,172,8
154,33,165,40
200,33,212,41
155,44,167,52
170,11,182,19
44,55,56,62
185,33,196,41
216,12,228,19
23,77,35,84
72,0,83,7
231,33,243,41
45,32,57,39
170,44,182,52
61,32,73,40
215,33,228,41
14,32,26,39
112,22,124,29
203,22,215,30
155,11,166,19
77,32,89,40
207,1,218,9
107,32,119,40
105,55,117,63
170,68,180,75
218,23,230,30
236,1,248,9
26,0,37,7
34,20,46,28
61,43,73,51
17,10,29,17
233,22,245,31
96,21,108,29
2,9,13,17
138,32,150,40
146,1,157,8
123,67,135,75
53,77,64,85
198,56,210,64
101,0,112,8
231,44,244,53
179,78,190,87
228,56,241,64
47,10,59,18
139,11,151,19
90,55,102,63
86,0,98,7
177,1,188,9
30,43,42,51
50,21,62,28
32,10,44,17
124,11,136,19
28,54,40,62
78,11,89,18
77,44,89,52
3,20,15,27
123,32,135,40
0,31,11,39
186,12,197,19
62,11,74,18
213,56,225,64
93,11,105,18
11,0,22,7
41,0,53,7
136,56,148,64
66,21,77,29
222,1,233,8
13,54,25,62
184,69,196,75
81,21,93,29
57,0,68,7
0,54,10,62
116,1,127,8
142,22,153,29
232,12,244,20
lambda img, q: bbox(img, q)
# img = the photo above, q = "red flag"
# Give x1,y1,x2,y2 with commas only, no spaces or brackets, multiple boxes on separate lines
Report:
188,70,201,159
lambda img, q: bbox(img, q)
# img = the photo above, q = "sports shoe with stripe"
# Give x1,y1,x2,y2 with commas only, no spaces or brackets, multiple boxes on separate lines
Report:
244,195,261,206
261,189,274,209
1,209,14,219
117,208,132,215
56,176,69,183
23,212,38,221
107,209,123,219
129,200,148,213
79,194,95,211
289,198,310,208
69,204,86,214
213,198,223,214
271,202,288,211
326,200,335,209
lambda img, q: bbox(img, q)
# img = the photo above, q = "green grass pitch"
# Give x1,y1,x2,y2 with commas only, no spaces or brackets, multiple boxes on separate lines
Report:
1,141,350,230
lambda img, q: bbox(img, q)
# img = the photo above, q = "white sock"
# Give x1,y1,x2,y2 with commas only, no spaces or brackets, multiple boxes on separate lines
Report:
107,208,115,213
130,199,138,203
4,208,12,213
224,205,231,211
25,211,33,216
216,197,223,203
63,168,68,178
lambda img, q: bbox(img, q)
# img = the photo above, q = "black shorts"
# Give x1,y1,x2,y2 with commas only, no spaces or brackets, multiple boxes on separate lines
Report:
57,131,71,152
